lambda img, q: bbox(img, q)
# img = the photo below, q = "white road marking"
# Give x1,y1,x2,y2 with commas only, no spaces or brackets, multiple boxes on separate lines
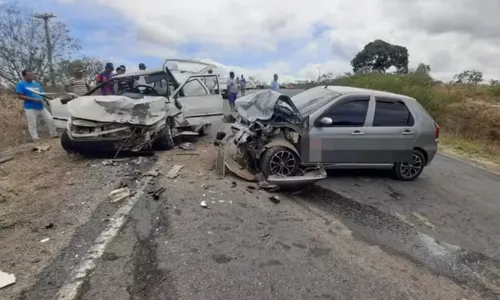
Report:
438,152,500,176
56,177,152,300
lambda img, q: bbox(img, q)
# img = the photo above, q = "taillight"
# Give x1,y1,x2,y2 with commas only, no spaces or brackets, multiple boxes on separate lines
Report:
434,122,440,140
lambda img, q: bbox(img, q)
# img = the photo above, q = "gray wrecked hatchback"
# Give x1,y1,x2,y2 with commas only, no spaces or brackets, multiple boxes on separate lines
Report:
219,90,327,189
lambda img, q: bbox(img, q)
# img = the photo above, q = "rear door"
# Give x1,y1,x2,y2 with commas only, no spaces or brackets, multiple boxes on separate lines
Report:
305,95,372,164
173,74,223,119
361,97,415,163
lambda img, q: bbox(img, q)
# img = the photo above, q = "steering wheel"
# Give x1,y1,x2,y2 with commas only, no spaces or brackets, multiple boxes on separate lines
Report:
134,85,158,95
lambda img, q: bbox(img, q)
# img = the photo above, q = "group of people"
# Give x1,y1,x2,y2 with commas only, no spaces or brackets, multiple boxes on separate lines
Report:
226,72,280,111
15,62,148,143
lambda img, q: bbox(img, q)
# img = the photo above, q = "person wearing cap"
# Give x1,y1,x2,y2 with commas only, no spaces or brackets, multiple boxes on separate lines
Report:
115,65,126,75
65,69,89,96
96,63,114,95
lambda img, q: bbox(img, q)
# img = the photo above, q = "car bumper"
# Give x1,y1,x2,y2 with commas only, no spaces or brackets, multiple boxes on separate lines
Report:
422,144,438,166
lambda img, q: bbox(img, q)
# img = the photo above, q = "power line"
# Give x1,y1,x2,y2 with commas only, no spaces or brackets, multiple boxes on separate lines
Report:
34,13,56,87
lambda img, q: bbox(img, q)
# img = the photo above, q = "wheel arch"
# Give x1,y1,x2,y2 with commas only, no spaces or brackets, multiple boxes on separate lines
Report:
259,138,300,160
413,147,428,165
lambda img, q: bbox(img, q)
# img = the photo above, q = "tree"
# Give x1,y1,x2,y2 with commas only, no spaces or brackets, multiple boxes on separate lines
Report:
350,39,409,74
56,57,104,86
490,79,499,86
453,70,483,84
415,63,431,75
0,2,80,87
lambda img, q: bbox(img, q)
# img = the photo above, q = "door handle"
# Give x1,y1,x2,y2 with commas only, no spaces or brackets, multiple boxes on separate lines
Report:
402,130,414,135
350,130,365,135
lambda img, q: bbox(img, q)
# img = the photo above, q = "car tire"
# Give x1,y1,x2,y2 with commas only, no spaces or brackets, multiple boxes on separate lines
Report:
61,129,74,153
199,124,211,136
260,146,300,178
393,149,426,181
154,124,175,150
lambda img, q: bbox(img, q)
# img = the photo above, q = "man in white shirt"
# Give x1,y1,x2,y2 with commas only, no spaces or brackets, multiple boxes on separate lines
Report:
270,73,280,92
226,71,238,112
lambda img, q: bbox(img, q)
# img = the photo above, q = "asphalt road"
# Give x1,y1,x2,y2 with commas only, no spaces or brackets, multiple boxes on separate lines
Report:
9,88,500,300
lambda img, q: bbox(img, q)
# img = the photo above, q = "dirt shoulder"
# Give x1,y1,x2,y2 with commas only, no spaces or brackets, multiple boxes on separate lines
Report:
0,139,154,299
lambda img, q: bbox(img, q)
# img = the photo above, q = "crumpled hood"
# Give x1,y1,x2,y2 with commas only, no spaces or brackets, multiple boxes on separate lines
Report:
68,95,168,125
234,90,300,122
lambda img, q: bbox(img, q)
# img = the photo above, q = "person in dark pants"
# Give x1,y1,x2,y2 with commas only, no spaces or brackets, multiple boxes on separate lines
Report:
226,71,238,112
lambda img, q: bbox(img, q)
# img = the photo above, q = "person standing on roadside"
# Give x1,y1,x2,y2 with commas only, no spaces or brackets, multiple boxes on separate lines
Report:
16,70,58,142
227,71,238,112
271,73,280,92
138,63,146,71
95,63,114,95
65,69,89,96
240,74,246,96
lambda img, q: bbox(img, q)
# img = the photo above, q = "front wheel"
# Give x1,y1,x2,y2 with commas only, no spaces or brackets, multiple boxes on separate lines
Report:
61,129,74,153
154,124,175,150
260,146,300,178
392,150,426,181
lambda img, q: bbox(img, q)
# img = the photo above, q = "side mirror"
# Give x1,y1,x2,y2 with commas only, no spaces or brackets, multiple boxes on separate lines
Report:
317,117,333,126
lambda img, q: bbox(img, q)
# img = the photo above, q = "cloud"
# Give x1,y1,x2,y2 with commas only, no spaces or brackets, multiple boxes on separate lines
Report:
49,0,500,82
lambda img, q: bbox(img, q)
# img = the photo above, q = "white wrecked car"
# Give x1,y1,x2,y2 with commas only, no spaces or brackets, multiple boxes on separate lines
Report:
48,59,223,155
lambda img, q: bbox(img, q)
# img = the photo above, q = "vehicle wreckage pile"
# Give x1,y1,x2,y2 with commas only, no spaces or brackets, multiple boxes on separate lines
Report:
216,90,327,190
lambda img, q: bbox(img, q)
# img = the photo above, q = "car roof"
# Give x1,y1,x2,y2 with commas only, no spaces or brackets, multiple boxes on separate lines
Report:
320,85,415,101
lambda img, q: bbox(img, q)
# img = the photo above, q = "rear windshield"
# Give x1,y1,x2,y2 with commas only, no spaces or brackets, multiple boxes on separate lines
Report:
292,88,341,116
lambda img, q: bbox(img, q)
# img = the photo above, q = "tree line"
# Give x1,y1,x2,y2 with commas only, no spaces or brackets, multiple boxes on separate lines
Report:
0,2,104,88
346,39,489,85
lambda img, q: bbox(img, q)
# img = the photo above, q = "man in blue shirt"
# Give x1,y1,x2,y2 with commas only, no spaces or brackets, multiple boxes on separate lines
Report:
271,73,280,92
16,70,58,142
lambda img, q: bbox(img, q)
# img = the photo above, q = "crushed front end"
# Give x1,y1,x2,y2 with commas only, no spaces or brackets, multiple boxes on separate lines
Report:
218,90,327,190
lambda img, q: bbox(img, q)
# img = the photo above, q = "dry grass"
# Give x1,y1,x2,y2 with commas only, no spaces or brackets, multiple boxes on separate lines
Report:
0,92,31,149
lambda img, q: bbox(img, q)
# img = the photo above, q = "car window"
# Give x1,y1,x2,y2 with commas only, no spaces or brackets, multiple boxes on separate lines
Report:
373,98,414,127
183,79,208,97
292,88,341,116
321,99,369,127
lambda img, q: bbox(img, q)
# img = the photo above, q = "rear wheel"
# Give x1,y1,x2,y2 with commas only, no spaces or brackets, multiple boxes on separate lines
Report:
154,124,175,150
393,150,426,181
61,129,74,153
199,124,211,136
260,146,300,178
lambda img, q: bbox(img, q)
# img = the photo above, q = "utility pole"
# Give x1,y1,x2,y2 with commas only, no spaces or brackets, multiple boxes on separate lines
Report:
34,13,56,87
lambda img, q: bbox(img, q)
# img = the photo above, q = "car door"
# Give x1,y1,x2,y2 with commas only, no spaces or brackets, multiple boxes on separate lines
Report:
304,95,372,165
361,97,415,163
173,74,223,119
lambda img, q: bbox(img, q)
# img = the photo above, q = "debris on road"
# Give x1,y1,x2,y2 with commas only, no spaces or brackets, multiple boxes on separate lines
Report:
131,157,144,165
143,170,161,177
179,142,196,151
32,145,51,152
0,270,16,289
230,181,237,188
260,233,270,238
268,195,280,204
40,238,50,243
44,223,55,229
148,187,166,200
167,164,183,179
0,155,14,165
109,187,131,203
175,152,199,156
200,200,208,208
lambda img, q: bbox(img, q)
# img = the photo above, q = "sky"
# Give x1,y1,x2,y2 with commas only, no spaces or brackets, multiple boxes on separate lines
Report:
21,0,500,83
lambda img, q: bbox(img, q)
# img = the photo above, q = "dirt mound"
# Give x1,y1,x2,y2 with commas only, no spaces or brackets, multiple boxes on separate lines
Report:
0,92,30,149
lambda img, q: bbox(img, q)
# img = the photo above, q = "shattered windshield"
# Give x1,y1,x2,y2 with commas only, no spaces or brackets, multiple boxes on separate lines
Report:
291,88,341,116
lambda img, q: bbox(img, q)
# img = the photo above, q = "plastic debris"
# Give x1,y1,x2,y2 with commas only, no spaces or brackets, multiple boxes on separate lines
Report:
200,200,208,208
40,238,50,243
148,187,166,200
268,195,280,204
33,145,51,152
167,165,184,179
109,187,131,203
0,270,16,289
180,142,196,151
143,170,160,177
